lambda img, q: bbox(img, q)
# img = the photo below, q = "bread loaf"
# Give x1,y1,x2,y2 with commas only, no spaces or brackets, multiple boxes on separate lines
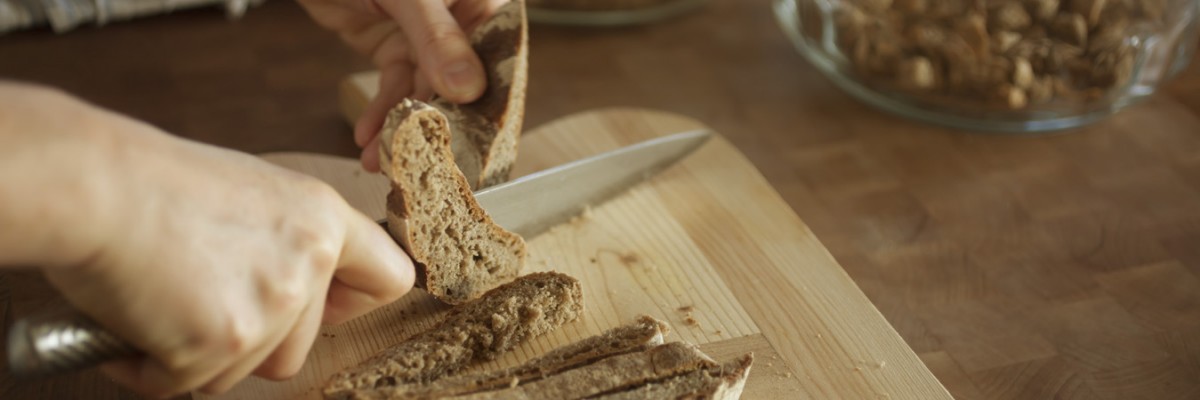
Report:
450,341,719,399
378,98,526,304
434,0,528,190
322,272,584,399
592,355,754,400
347,315,672,399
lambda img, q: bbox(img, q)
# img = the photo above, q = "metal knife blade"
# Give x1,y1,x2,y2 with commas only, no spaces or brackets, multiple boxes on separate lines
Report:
476,129,711,238
7,129,712,379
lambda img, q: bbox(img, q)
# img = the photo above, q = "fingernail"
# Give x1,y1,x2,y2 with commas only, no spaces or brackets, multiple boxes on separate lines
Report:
442,61,484,101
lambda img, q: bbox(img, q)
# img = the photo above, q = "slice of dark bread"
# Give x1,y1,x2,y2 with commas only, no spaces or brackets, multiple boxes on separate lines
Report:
593,355,754,400
447,342,719,399
378,98,526,304
322,272,583,399
434,0,528,190
348,315,672,399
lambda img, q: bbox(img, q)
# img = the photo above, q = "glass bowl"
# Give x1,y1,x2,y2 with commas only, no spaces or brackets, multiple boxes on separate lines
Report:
775,0,1200,132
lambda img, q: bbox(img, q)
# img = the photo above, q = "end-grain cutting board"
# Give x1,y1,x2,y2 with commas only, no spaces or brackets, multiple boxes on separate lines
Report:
202,108,950,399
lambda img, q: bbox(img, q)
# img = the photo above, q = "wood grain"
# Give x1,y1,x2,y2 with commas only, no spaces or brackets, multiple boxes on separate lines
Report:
211,108,947,399
1,0,1199,398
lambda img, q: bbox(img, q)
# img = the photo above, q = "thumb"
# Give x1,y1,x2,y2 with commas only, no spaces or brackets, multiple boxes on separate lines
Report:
324,211,415,325
376,0,486,103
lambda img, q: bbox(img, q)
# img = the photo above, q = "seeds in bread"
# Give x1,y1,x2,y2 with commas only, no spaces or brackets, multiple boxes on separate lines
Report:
592,355,754,400
447,342,718,400
323,272,583,399
434,0,528,190
378,98,526,304
347,315,672,399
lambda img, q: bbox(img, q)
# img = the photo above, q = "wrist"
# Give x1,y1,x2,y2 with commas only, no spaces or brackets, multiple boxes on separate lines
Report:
0,82,130,268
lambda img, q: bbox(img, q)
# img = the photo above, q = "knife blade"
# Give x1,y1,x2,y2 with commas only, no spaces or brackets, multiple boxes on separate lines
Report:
7,129,712,378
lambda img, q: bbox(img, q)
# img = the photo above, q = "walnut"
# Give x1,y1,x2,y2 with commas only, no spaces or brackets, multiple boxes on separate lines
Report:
1028,77,1055,104
834,4,870,50
1012,57,1035,88
991,2,1033,31
898,56,936,90
956,13,991,57
998,84,1029,109
1089,9,1130,53
993,31,1023,53
1025,0,1061,21
892,0,927,13
1050,13,1088,46
1068,0,1107,27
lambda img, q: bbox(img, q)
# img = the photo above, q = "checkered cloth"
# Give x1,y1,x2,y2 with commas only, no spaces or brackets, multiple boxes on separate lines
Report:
0,0,263,34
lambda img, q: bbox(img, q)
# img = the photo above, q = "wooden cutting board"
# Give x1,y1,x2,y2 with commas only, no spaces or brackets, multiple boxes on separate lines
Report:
202,108,950,399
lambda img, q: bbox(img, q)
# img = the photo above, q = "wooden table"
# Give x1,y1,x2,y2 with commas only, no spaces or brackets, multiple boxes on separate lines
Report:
2,0,1199,398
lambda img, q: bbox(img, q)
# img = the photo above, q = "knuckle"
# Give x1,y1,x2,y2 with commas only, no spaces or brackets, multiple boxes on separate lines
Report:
262,276,308,314
216,313,260,356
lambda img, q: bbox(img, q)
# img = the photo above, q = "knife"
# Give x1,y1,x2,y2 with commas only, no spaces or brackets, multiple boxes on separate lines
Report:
6,129,712,378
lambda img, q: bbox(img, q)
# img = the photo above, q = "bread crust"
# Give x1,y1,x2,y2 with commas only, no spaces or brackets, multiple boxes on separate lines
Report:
323,272,584,399
434,0,528,190
346,315,672,399
378,99,526,304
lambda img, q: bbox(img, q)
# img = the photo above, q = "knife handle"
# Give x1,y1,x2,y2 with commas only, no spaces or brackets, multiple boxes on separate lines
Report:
5,218,398,378
6,309,138,378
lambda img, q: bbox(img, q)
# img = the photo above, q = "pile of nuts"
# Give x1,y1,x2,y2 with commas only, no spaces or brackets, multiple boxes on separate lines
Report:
825,0,1165,110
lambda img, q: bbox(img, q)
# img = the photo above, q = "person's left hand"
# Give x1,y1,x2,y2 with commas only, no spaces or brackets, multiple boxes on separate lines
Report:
298,0,507,172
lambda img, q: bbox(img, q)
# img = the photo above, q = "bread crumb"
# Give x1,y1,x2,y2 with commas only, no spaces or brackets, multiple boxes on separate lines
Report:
619,252,639,265
877,360,887,368
816,333,823,338
785,372,793,378
568,205,594,226
678,305,695,313
714,329,723,336
684,316,698,327
854,366,862,372
767,362,774,368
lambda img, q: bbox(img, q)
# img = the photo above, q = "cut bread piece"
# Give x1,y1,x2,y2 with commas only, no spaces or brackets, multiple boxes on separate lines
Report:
448,342,719,399
348,315,672,399
378,98,526,304
433,0,528,190
593,355,754,400
323,272,583,399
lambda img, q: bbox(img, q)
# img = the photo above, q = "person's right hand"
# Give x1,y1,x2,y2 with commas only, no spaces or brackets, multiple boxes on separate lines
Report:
0,83,416,397
297,0,508,172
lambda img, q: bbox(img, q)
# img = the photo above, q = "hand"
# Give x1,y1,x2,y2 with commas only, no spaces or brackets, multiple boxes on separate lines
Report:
299,0,508,172
0,84,415,397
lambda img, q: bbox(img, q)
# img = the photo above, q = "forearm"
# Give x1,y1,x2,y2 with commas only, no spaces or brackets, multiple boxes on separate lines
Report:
0,81,126,268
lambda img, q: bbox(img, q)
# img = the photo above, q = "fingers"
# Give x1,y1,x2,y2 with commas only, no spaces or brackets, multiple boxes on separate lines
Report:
100,356,226,399
375,0,486,103
252,299,326,381
359,134,382,173
324,211,414,324
355,62,416,148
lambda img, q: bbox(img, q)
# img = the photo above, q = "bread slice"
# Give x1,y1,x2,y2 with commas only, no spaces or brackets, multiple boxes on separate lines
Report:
348,315,672,399
592,355,754,400
322,272,583,399
447,342,718,399
378,98,526,304
434,0,528,190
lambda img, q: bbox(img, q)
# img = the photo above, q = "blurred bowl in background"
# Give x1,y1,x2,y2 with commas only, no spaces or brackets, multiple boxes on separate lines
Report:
776,0,1200,133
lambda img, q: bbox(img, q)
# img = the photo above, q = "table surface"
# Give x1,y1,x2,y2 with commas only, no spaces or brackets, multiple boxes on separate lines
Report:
2,0,1199,399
